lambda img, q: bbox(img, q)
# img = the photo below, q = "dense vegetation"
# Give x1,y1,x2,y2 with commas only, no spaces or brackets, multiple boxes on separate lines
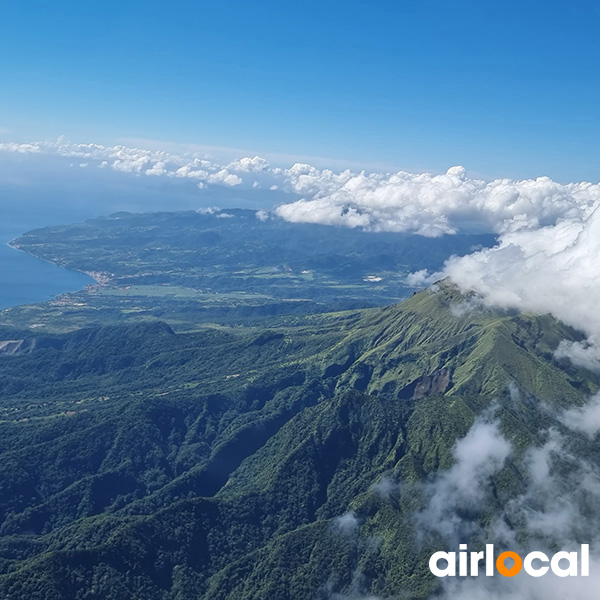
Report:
8,209,495,323
0,280,597,599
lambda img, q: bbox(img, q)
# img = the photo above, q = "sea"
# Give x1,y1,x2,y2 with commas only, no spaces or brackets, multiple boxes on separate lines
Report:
0,205,95,310
0,170,153,309
0,158,277,310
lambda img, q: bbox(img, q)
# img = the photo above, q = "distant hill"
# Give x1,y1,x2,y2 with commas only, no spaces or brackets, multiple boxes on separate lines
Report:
10,209,496,314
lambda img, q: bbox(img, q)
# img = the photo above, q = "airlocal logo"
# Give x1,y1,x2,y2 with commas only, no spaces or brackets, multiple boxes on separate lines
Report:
429,544,589,577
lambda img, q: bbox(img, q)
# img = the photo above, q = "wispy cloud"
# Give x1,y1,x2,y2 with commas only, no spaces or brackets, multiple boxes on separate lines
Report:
417,400,600,599
416,414,511,542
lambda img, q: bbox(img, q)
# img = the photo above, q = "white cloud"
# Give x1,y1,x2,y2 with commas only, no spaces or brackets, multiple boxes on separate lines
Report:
0,141,41,153
226,155,269,172
4,139,600,353
555,340,600,372
370,475,401,499
6,135,600,599
562,394,600,439
438,562,600,600
276,197,372,229
441,204,600,362
332,511,360,535
3,138,600,239
276,165,600,237
423,417,600,600
0,139,246,189
209,169,242,187
145,161,167,176
406,269,438,288
449,296,486,318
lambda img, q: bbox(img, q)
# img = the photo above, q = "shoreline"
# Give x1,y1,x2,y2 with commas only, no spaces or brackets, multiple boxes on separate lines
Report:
1,238,98,309
6,238,105,284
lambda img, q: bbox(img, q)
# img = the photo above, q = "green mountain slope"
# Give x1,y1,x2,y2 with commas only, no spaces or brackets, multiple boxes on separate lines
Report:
0,282,596,599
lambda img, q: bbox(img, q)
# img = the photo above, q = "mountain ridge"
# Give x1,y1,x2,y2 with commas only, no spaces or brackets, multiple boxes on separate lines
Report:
0,282,597,599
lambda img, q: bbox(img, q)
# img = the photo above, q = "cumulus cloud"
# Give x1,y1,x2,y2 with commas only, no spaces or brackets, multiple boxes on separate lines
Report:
3,138,600,240
0,141,41,154
5,137,600,374
145,161,167,176
226,155,269,172
5,138,600,362
439,203,600,368
406,269,436,287
0,139,246,189
276,164,600,237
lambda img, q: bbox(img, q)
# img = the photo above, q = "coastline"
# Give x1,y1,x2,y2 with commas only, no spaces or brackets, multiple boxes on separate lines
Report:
6,237,105,284
1,238,97,309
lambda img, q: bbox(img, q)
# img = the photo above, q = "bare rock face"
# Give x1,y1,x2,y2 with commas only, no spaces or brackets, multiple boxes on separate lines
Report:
412,367,452,399
397,367,453,400
0,339,25,355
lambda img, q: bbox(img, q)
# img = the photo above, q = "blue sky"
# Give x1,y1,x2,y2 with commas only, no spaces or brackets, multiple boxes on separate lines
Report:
2,0,600,181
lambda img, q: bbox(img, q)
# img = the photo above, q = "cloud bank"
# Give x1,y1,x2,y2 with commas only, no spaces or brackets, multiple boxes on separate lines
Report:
3,138,600,239
276,164,600,237
437,202,600,367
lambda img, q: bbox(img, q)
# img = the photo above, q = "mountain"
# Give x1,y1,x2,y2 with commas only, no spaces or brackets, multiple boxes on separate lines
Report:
0,281,597,599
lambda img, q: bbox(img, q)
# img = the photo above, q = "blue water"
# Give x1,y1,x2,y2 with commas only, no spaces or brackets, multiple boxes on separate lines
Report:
0,217,94,310
0,158,202,309
0,178,122,309
0,241,93,310
0,155,287,310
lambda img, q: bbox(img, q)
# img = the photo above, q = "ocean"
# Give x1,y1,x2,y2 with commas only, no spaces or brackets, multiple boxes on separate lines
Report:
0,211,94,310
0,157,281,311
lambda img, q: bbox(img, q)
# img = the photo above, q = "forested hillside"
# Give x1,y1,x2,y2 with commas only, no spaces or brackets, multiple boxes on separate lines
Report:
0,282,597,599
